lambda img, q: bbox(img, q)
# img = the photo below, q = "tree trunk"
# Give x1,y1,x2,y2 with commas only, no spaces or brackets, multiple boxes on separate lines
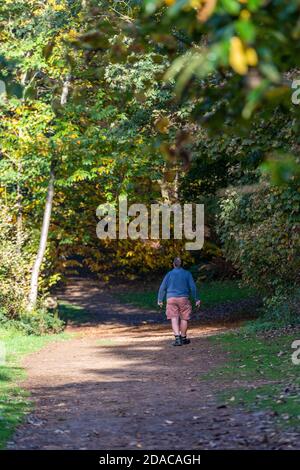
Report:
157,164,180,204
27,76,71,310
60,75,71,105
28,167,55,310
173,167,179,202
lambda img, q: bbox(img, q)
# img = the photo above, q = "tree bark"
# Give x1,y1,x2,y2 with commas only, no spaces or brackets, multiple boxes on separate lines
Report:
28,167,55,310
157,164,180,204
60,75,71,105
28,76,71,310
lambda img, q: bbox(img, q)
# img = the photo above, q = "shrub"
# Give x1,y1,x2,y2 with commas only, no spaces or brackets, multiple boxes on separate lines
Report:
218,183,300,317
0,205,31,317
243,292,300,333
262,290,300,326
0,205,64,335
74,238,195,280
0,307,64,335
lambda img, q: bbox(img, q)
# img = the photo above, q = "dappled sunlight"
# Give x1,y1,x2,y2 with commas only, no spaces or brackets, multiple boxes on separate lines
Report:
10,331,222,449
1,0,299,453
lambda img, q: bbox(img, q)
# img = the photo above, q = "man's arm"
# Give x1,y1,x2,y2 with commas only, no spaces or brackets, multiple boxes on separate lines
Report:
157,273,169,305
188,272,201,306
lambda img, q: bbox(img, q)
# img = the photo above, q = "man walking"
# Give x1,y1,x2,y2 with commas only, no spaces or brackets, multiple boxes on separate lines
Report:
158,257,201,346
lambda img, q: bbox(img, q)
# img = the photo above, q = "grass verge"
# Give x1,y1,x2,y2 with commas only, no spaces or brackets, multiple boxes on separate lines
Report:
117,279,256,310
58,301,90,325
208,327,300,428
0,312,77,448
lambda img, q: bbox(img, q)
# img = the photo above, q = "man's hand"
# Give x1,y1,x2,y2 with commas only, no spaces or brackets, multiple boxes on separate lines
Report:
195,300,201,308
158,301,163,308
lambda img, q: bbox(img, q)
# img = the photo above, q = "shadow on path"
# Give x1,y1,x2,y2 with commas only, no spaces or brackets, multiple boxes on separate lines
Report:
8,278,299,450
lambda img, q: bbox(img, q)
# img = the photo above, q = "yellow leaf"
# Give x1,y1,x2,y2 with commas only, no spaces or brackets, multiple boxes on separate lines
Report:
67,29,78,40
246,47,258,66
164,0,176,5
190,0,202,8
155,116,170,134
49,0,65,11
229,36,248,75
240,9,251,20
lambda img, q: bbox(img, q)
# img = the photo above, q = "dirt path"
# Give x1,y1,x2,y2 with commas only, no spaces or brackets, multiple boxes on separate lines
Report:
9,279,299,450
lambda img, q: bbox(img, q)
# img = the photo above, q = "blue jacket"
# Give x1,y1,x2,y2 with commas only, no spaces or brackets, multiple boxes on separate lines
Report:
157,267,199,302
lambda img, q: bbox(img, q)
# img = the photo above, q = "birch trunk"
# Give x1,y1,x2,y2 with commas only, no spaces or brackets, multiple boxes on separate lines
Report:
28,168,55,310
28,76,71,310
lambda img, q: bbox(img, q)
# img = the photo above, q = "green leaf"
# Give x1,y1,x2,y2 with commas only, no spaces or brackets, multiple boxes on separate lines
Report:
221,0,241,15
235,20,256,43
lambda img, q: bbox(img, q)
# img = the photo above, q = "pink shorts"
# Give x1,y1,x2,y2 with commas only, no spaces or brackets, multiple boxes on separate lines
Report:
166,297,192,321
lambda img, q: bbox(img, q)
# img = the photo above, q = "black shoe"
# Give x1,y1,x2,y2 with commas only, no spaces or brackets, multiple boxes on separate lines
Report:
181,336,190,345
173,335,182,346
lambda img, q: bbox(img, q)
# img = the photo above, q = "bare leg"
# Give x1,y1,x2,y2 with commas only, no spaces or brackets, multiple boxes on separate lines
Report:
171,317,180,336
180,319,188,337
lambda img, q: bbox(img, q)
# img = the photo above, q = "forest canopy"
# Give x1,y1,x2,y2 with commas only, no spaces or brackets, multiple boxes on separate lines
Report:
0,0,299,332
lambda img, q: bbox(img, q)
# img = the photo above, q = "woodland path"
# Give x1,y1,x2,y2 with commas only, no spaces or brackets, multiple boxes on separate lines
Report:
9,278,299,450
